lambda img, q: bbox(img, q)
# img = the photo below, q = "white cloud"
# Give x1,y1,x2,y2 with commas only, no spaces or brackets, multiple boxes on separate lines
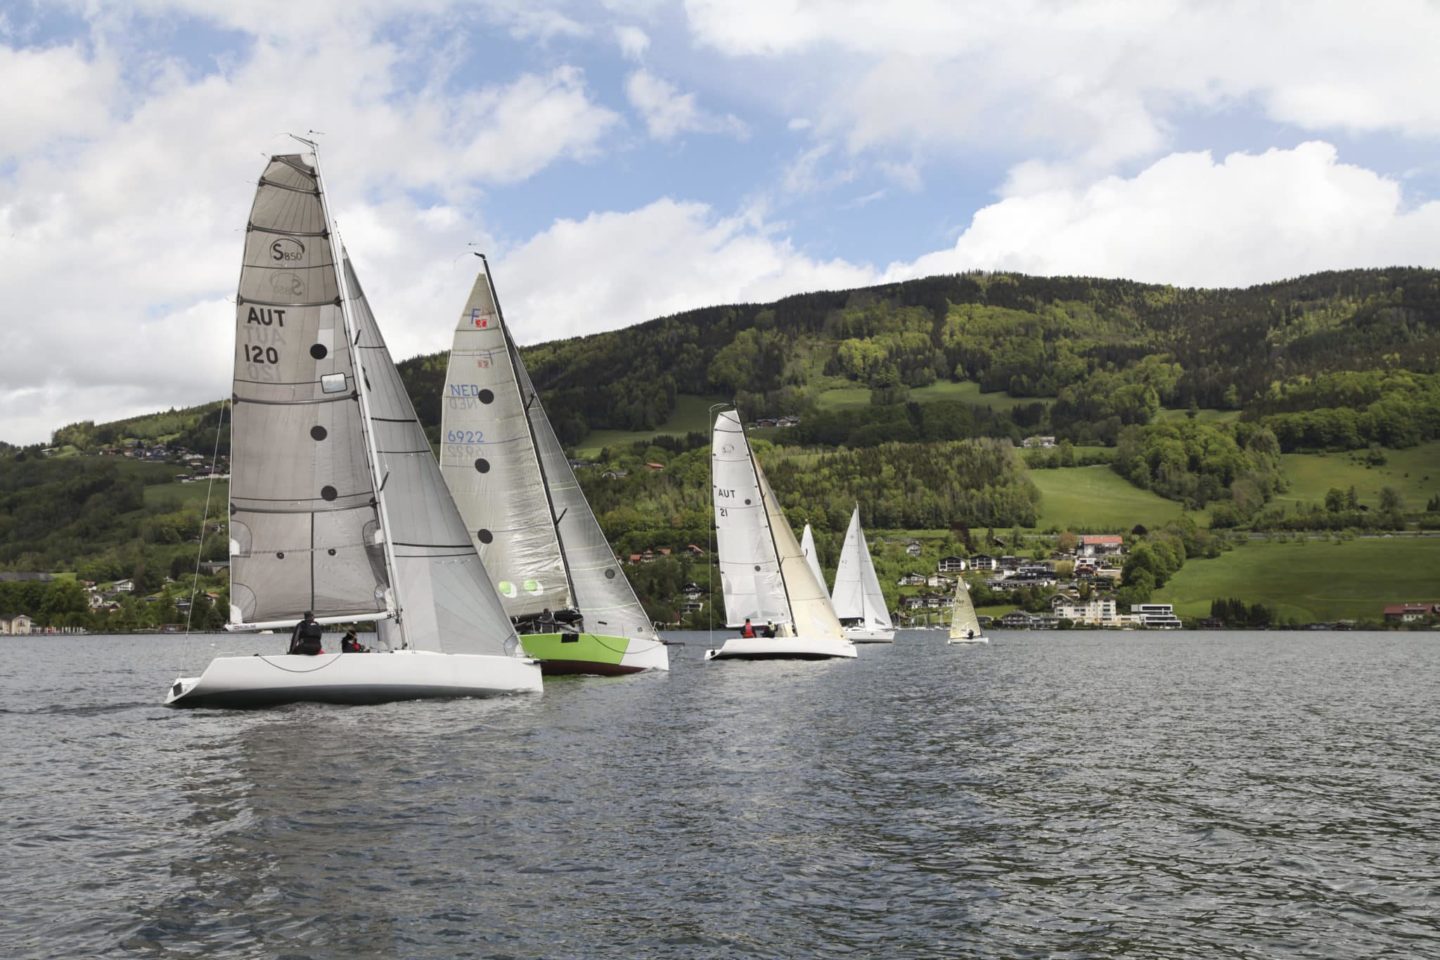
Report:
614,25,650,60
684,0,1440,176
495,198,877,342
0,44,119,156
895,142,1440,288
625,68,747,141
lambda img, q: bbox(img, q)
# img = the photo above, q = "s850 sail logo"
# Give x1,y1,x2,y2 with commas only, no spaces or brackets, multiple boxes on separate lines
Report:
270,238,306,262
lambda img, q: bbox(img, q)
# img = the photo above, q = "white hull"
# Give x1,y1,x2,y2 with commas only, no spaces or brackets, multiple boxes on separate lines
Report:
622,640,672,672
947,635,990,645
165,650,543,708
704,634,857,661
845,625,895,643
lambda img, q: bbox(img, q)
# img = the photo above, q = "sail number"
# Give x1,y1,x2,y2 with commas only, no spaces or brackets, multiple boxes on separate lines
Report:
446,430,485,444
245,345,280,364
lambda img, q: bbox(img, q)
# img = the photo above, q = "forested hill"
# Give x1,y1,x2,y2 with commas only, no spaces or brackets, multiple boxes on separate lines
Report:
393,267,1440,446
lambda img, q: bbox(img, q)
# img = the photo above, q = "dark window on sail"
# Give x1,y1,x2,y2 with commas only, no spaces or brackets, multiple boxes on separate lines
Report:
605,569,617,579
474,458,490,473
328,548,336,556
310,344,328,359
477,529,493,544
277,552,286,559
321,485,338,501
311,426,328,441
479,389,495,404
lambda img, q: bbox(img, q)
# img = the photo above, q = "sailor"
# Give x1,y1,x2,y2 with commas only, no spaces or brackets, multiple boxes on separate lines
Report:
538,608,558,632
763,621,776,638
741,618,756,638
289,611,323,656
341,628,367,653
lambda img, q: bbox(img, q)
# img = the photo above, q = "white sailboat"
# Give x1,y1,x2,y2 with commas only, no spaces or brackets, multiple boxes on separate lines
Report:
831,506,896,643
438,258,667,675
165,147,542,707
800,523,830,601
705,410,856,661
947,576,989,645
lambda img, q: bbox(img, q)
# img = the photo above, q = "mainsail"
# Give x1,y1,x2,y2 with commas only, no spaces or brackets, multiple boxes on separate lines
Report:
228,154,388,627
440,262,657,641
831,506,894,631
713,410,843,638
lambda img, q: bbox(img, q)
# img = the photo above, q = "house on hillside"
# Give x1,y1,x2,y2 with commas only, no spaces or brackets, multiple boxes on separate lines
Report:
898,573,927,587
937,556,966,573
1131,603,1183,629
1383,603,1439,623
1078,535,1124,558
969,554,997,571
1022,436,1056,448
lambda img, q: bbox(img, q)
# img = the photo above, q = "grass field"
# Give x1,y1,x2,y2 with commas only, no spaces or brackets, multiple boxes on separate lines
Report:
573,394,730,458
1156,536,1440,623
1276,442,1440,512
812,380,1047,413
144,478,228,509
1028,465,1203,531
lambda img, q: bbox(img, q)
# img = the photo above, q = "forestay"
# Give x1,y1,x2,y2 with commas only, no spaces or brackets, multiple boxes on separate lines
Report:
228,154,389,627
345,258,517,656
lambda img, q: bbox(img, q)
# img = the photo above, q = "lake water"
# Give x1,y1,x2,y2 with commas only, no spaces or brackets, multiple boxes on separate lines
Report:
2,630,1437,959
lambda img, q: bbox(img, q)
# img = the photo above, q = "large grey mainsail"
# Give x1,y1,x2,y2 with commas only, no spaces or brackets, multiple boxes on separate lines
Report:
229,154,389,627
344,257,518,656
440,263,657,642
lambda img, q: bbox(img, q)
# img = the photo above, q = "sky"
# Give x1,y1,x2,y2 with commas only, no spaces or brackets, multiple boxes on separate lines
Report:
3,0,1440,446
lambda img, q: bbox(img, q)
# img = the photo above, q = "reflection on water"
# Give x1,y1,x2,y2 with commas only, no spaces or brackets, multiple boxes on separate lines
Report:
1,631,1438,959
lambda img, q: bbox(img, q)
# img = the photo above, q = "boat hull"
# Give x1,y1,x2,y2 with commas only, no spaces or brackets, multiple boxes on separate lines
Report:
947,635,990,645
845,625,895,643
703,634,857,661
164,650,543,708
519,632,670,676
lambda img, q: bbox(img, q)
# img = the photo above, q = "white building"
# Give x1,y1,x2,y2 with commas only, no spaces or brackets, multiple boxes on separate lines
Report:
0,614,34,635
1131,603,1184,629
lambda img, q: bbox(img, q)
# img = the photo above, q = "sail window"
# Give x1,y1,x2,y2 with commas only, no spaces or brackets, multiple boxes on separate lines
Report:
310,426,328,441
479,388,495,404
474,458,490,473
328,548,337,556
276,552,286,559
321,485,338,501
605,568,616,579
310,344,329,359
477,529,493,544
320,373,347,394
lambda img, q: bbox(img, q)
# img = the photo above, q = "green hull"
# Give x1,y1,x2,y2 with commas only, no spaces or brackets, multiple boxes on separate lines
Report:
519,632,638,676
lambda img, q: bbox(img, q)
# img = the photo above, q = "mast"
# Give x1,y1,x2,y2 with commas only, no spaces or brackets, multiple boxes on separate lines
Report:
853,503,870,624
302,136,407,646
480,255,581,615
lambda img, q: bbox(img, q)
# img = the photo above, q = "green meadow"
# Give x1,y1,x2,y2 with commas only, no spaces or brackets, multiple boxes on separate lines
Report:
812,380,1044,413
1275,442,1440,512
1156,536,1440,623
1028,465,1202,531
572,393,729,458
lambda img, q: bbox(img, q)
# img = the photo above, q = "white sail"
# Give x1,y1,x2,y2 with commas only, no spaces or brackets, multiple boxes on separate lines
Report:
832,506,894,630
712,410,789,627
344,257,517,656
756,464,845,640
949,577,984,641
438,269,568,620
228,154,389,626
800,524,831,602
513,344,659,642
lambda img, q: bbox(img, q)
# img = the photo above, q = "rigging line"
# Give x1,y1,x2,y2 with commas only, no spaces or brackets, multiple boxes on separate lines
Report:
184,400,228,639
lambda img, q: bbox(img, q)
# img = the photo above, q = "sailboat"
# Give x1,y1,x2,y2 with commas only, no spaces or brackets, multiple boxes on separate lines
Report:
705,410,856,661
165,147,543,707
800,523,830,601
947,576,989,645
831,506,896,643
438,258,668,675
